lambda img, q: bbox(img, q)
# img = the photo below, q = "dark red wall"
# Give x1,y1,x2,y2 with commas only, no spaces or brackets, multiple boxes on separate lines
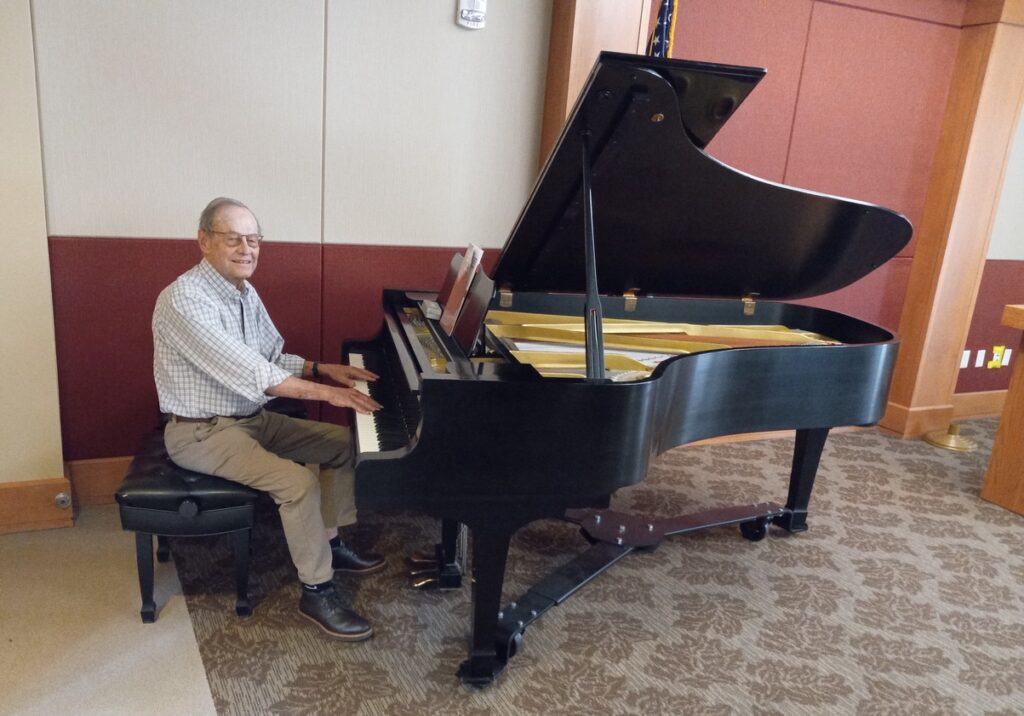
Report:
676,0,961,295
48,238,499,460
49,237,321,460
957,260,1024,393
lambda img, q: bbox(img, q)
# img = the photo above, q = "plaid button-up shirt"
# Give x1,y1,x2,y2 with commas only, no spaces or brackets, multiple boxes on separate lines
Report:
153,259,305,418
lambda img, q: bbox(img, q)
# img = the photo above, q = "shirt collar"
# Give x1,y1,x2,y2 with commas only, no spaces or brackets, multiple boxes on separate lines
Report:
197,258,250,299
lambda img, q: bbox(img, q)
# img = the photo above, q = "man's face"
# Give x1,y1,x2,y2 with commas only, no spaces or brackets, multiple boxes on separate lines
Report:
198,204,261,288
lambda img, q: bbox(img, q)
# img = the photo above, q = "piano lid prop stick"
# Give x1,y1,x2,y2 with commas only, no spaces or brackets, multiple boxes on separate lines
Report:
581,130,607,382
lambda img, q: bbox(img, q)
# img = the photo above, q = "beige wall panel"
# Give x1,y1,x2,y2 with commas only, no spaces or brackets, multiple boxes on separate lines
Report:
0,0,64,483
988,109,1024,260
323,1,551,248
33,0,324,242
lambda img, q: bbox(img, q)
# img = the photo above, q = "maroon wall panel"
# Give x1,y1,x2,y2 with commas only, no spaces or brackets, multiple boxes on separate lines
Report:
49,237,321,460
956,260,1024,393
786,3,959,257
674,0,813,182
834,0,968,25
795,255,912,332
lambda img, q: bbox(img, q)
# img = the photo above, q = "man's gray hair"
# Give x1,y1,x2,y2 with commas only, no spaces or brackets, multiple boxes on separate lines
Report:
198,197,261,233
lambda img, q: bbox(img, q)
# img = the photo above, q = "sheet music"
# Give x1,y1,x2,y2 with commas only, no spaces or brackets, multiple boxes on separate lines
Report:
439,244,483,335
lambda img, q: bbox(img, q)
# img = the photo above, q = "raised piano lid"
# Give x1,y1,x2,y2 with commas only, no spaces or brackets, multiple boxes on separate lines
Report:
492,52,913,301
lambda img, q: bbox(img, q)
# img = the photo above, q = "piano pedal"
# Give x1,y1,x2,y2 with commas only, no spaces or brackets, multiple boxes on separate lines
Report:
413,576,440,589
409,567,438,577
407,551,437,565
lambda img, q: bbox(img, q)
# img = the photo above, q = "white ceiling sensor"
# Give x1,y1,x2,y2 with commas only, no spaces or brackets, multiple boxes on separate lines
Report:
457,0,486,29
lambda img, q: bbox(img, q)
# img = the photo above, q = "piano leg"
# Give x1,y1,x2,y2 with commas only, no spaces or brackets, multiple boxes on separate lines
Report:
774,427,829,533
436,518,463,589
457,527,512,686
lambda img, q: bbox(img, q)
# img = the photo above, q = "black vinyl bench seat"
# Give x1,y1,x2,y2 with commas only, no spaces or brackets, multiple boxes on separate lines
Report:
115,399,306,623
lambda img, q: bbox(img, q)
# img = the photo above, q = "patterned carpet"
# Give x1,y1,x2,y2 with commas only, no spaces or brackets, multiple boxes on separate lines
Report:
170,419,1024,715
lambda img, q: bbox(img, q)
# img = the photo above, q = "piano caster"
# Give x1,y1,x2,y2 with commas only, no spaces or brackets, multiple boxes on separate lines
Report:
457,654,507,686
235,599,252,617
505,630,524,659
740,518,768,542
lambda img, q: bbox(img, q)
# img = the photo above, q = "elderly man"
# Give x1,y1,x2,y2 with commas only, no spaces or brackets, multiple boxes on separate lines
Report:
153,197,383,640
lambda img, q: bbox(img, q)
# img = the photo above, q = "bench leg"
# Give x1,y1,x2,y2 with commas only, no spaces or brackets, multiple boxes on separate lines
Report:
135,532,157,623
231,529,252,617
156,535,171,563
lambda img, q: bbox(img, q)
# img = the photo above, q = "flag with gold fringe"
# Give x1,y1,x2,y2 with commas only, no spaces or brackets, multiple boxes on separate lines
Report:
648,0,679,57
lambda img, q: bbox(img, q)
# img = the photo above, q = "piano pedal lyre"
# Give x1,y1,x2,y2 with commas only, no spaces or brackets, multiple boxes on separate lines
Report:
407,550,437,565
412,575,440,589
406,553,441,588
406,522,467,590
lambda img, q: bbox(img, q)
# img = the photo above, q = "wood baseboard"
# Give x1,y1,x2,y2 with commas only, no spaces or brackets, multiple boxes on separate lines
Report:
67,456,132,506
952,390,1007,420
879,401,954,437
0,478,75,534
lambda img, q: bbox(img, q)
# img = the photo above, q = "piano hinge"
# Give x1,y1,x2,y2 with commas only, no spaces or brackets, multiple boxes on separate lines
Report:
742,293,759,316
498,287,514,308
623,289,639,313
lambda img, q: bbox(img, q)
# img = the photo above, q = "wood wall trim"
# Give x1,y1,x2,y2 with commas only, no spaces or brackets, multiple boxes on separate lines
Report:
964,0,1007,26
67,456,132,506
963,1,1024,28
1002,0,1024,25
0,478,74,534
980,306,1024,514
881,19,1024,437
539,0,653,164
540,0,577,168
951,389,1007,419
879,401,955,437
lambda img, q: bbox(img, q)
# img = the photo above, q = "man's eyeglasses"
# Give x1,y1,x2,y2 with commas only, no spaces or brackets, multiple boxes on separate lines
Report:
206,230,263,248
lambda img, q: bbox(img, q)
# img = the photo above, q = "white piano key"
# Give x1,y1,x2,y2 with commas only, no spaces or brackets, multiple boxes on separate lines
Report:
349,353,380,453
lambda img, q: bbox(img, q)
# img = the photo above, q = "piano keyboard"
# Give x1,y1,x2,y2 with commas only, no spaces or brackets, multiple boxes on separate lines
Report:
349,353,380,453
349,349,422,455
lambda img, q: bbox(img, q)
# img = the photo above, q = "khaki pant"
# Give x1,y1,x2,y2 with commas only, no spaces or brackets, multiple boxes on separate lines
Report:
164,410,355,586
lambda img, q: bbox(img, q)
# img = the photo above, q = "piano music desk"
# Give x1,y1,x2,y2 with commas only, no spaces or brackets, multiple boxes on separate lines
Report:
980,304,1024,516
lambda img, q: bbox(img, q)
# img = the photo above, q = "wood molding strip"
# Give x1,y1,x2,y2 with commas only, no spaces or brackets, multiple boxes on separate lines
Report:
951,389,1007,419
67,456,133,506
0,478,74,534
980,306,1024,514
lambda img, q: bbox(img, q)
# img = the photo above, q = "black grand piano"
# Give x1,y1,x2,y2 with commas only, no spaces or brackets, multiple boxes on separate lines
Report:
345,52,912,685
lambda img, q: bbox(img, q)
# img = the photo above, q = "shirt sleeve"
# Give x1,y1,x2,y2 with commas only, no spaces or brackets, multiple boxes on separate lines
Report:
276,352,306,376
159,287,292,401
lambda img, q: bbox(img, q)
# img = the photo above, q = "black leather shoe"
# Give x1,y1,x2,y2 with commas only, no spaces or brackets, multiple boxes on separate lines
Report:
298,588,373,641
331,541,386,574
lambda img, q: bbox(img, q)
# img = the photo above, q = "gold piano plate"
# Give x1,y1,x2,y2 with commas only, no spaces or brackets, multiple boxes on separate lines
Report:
487,310,839,381
405,307,449,372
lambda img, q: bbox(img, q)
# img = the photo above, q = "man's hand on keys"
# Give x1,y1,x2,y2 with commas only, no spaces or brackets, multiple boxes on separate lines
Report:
317,363,379,387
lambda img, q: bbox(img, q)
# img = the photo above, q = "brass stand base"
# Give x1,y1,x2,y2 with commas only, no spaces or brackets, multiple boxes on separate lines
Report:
924,423,977,452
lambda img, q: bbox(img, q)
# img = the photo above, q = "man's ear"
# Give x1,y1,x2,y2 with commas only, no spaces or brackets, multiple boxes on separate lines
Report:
198,230,212,256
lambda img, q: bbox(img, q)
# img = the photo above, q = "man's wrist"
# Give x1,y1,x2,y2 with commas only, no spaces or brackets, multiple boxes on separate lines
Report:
312,361,321,380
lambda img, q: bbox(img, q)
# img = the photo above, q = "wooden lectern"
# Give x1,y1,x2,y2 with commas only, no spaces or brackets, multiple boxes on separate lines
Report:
980,304,1024,516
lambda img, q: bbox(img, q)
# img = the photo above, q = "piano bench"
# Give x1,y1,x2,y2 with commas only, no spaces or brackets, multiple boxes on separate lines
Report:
115,399,307,623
